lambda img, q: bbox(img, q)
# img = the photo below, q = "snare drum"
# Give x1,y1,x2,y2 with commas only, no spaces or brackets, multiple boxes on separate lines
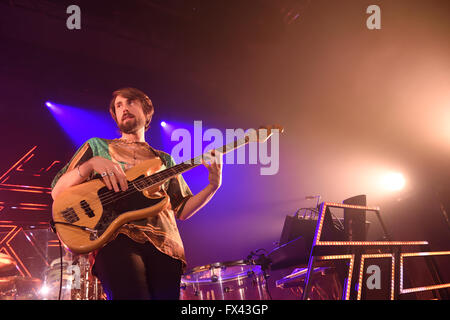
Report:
180,260,269,300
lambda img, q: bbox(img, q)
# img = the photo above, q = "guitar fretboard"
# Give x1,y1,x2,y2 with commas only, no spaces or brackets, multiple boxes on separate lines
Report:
133,136,249,189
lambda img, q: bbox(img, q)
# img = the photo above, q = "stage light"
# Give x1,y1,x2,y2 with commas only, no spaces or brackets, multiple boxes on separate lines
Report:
161,121,167,128
39,285,50,296
46,101,118,147
380,172,405,191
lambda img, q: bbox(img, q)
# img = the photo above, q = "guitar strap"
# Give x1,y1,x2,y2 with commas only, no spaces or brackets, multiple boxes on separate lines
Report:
148,145,168,166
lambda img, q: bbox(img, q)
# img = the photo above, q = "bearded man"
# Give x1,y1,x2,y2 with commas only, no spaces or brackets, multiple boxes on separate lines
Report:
51,87,222,300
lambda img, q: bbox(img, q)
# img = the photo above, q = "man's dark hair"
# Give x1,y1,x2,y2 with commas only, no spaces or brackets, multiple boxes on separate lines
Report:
109,87,154,131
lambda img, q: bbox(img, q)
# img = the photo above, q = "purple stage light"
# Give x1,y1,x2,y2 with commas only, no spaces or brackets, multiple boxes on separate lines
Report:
46,101,119,147
160,121,167,128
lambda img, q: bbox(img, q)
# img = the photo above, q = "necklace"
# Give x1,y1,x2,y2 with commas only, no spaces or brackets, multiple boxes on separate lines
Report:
115,138,150,166
118,138,147,144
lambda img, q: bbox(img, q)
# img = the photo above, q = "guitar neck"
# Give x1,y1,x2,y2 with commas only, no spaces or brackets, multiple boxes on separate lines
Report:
136,136,250,188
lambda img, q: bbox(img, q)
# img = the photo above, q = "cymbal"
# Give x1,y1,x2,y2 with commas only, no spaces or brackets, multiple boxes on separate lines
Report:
0,277,15,291
13,276,42,291
0,253,16,273
0,276,42,292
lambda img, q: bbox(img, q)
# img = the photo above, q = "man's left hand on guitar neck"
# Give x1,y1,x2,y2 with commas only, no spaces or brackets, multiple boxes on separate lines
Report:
177,150,223,221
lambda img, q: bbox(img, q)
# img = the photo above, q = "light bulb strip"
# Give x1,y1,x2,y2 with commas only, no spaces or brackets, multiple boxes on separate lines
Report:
314,202,381,246
316,254,354,300
400,251,450,294
317,241,428,246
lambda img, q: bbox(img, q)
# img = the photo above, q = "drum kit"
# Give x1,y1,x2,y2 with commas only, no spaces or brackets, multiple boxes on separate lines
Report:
179,208,345,301
0,251,103,300
0,204,340,301
1,250,339,300
180,260,270,300
0,253,42,300
180,254,341,300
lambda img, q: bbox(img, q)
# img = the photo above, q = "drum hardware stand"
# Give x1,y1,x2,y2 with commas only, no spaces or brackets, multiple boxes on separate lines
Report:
247,250,273,300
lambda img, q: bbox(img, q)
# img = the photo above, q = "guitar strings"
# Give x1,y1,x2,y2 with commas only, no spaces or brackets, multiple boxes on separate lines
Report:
87,139,245,208
89,166,196,209
93,145,229,206
63,139,245,215
73,157,201,211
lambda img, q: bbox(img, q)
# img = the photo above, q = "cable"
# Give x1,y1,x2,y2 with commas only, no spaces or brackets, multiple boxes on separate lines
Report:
263,269,273,300
58,238,63,300
52,221,97,235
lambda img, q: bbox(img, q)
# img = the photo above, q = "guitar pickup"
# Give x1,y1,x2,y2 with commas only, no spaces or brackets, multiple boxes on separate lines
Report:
61,207,79,223
80,200,95,218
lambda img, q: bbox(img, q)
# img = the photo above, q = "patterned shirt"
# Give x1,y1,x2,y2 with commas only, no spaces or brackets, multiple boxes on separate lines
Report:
51,137,193,270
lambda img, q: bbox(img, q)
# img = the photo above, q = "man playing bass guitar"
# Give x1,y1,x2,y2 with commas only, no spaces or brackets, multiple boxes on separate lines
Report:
51,87,222,300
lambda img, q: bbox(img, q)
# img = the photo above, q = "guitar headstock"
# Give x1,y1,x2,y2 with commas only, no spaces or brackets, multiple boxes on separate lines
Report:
246,125,284,143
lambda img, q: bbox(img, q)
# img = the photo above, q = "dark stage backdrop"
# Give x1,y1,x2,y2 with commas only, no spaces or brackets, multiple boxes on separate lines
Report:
0,0,449,275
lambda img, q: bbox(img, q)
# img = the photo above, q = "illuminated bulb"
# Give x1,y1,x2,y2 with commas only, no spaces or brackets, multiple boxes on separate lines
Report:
39,285,50,296
160,121,167,128
381,172,405,191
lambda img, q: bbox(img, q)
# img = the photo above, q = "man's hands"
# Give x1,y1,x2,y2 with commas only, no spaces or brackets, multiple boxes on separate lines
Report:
85,156,128,192
85,151,222,194
201,150,223,191
83,149,223,195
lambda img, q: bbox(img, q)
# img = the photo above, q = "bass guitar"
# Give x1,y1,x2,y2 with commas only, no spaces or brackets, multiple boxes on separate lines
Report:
52,125,283,253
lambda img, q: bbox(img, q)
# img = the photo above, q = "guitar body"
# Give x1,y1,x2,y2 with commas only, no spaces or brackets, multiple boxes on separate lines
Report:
52,158,170,254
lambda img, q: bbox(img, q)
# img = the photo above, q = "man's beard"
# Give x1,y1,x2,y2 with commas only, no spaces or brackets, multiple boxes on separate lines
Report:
118,116,145,134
